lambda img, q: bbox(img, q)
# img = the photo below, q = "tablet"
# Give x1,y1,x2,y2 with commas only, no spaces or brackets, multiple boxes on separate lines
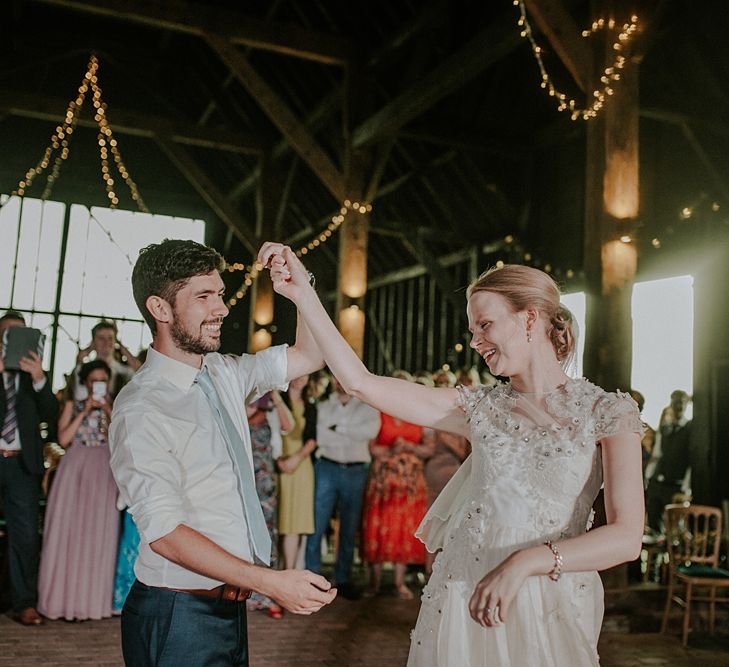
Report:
2,326,45,370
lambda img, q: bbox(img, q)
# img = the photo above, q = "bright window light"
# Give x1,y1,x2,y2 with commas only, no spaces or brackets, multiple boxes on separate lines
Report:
631,275,693,429
1,195,205,390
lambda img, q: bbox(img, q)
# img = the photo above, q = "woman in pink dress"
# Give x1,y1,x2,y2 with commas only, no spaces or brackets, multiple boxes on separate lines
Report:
38,359,120,621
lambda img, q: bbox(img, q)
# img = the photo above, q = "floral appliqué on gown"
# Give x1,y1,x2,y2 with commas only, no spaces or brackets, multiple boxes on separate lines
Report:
408,378,642,667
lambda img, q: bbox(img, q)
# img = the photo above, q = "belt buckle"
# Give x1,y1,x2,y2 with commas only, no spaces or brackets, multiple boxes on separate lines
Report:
220,584,250,602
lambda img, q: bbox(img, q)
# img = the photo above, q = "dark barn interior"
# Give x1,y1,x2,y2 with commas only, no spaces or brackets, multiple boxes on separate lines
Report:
1,0,728,662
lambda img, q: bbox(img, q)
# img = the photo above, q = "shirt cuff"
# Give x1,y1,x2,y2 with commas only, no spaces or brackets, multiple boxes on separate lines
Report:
32,376,47,392
131,498,187,545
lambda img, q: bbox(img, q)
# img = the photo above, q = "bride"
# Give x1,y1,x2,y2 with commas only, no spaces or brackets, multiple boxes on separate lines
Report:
260,243,644,666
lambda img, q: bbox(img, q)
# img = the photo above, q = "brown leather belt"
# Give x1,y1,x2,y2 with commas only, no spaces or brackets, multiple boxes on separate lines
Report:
0,449,21,458
162,584,251,602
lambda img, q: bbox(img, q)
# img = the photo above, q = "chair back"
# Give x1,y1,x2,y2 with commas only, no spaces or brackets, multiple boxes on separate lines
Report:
664,504,722,568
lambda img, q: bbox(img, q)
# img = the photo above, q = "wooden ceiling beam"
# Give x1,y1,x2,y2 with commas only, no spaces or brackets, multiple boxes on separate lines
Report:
412,230,469,322
0,89,265,155
227,89,341,203
207,33,346,202
155,136,259,255
33,0,351,66
399,128,531,160
351,11,522,148
523,0,590,93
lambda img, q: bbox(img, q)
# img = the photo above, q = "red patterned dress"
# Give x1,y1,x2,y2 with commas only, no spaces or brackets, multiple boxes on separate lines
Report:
362,413,428,565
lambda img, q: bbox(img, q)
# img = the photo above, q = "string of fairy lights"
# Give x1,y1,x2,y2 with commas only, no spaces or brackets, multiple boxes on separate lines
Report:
10,54,148,213
489,234,579,283
226,199,372,308
515,0,639,121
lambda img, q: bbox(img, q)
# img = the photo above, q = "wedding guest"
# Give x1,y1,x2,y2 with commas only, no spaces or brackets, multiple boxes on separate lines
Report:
113,510,140,614
645,390,692,533
305,376,380,600
38,359,119,621
246,391,293,619
628,389,656,481
277,375,317,571
70,320,140,399
362,401,434,599
0,311,58,626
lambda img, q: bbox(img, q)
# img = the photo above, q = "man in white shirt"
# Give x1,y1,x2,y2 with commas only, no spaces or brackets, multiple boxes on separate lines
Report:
304,376,380,599
109,239,335,666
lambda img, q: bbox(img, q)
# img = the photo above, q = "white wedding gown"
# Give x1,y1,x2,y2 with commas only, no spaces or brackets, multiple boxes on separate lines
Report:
407,378,642,667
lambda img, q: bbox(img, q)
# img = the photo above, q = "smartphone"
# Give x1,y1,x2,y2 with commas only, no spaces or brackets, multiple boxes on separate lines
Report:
92,381,107,402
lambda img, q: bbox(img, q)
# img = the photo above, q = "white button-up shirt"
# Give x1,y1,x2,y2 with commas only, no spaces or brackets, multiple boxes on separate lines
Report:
315,394,380,464
109,344,288,589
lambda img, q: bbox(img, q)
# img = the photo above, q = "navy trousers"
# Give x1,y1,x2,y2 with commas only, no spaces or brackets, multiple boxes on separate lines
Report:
121,580,248,667
0,456,40,612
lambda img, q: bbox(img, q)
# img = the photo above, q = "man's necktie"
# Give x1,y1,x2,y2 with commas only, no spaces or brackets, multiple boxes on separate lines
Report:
195,366,272,565
2,372,17,444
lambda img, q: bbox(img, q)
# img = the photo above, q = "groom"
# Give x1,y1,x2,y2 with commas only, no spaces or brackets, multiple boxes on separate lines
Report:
109,239,336,666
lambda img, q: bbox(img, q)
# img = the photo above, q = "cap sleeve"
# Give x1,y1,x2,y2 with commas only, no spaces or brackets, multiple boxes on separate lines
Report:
456,384,491,422
593,390,644,442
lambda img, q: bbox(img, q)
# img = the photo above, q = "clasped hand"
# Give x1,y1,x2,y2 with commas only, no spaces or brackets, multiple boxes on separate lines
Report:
257,242,312,301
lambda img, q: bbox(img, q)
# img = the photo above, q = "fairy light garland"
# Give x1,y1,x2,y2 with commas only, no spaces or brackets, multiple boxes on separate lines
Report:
493,234,579,282
226,199,372,308
11,55,149,212
515,1,639,121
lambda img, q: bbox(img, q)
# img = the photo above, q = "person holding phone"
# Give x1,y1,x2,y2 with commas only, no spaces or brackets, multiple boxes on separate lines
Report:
0,310,59,627
37,359,120,621
71,320,141,400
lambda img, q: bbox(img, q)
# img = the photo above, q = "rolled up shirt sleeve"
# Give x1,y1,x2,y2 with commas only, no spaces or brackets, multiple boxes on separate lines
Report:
109,410,189,544
235,344,289,403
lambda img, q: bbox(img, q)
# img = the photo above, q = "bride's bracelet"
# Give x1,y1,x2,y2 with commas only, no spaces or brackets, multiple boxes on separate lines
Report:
544,540,563,581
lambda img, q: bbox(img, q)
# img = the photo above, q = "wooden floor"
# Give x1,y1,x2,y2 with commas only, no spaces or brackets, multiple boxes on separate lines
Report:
1,590,728,666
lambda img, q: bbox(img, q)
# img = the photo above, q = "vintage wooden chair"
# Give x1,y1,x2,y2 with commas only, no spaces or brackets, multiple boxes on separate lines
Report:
661,503,729,645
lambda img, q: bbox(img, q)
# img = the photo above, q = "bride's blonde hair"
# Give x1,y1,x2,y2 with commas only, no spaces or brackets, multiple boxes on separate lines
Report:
467,264,576,367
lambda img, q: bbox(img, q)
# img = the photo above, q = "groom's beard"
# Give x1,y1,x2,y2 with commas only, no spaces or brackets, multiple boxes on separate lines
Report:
171,315,222,355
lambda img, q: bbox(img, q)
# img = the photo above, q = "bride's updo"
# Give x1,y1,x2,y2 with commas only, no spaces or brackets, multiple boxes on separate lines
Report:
466,264,576,366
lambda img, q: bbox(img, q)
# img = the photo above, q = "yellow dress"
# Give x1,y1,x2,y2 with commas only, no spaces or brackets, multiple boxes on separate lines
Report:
278,399,315,535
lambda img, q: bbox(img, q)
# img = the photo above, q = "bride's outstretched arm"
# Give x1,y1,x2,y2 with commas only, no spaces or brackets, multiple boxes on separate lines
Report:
258,242,468,436
469,431,644,627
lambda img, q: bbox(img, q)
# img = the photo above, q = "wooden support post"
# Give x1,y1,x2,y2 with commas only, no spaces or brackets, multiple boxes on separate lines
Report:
583,0,641,594
248,153,280,352
249,272,274,352
337,207,369,358
583,2,640,393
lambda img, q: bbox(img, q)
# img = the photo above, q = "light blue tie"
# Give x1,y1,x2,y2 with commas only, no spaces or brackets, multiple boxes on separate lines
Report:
195,366,272,565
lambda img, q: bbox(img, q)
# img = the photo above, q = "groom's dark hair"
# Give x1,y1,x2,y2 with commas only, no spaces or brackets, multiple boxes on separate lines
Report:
132,239,225,334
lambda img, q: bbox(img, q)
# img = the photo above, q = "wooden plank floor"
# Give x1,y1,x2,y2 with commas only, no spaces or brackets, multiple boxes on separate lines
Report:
2,592,728,666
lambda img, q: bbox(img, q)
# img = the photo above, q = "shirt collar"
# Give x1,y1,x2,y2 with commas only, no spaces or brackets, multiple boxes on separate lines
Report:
145,345,202,391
